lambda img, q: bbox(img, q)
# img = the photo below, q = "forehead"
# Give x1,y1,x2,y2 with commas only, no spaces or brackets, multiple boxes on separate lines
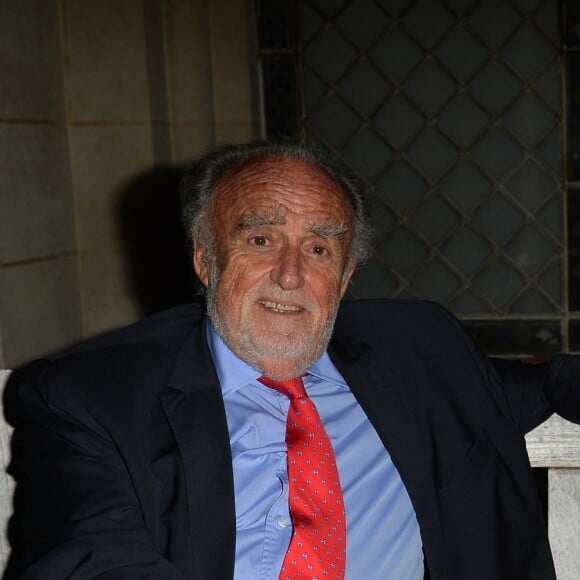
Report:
210,157,355,225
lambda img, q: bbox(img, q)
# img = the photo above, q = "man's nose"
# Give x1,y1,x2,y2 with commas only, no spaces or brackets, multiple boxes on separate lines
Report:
270,245,303,289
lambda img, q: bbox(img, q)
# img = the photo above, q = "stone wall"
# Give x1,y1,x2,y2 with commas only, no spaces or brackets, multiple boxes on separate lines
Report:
0,0,256,367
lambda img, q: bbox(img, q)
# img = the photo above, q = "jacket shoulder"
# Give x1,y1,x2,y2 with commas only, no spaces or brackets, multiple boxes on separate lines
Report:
11,303,205,413
336,299,463,341
49,302,203,362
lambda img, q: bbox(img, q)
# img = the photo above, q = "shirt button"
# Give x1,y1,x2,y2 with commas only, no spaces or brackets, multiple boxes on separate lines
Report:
277,517,289,528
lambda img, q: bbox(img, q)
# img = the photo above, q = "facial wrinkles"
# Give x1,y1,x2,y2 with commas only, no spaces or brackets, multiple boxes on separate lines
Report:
234,206,349,249
209,297,339,377
234,207,286,232
203,157,354,378
205,250,335,376
308,219,350,249
216,162,351,227
206,264,336,376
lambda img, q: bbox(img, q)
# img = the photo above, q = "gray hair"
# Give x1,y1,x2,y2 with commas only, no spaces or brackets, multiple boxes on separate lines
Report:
178,137,371,269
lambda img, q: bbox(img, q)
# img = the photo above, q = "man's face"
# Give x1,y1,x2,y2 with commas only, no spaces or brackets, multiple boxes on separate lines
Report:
194,157,356,380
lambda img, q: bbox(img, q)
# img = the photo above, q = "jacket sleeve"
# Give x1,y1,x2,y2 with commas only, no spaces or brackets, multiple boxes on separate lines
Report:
489,353,580,434
426,300,580,435
6,360,185,580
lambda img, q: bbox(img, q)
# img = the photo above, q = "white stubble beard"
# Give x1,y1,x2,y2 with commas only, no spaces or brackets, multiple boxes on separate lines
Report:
204,260,339,377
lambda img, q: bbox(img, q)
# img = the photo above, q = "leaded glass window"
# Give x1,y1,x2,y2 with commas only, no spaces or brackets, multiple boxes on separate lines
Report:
257,0,580,354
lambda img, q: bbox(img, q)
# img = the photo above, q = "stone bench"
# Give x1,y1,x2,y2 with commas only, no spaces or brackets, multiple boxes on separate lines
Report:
525,414,580,578
0,370,14,572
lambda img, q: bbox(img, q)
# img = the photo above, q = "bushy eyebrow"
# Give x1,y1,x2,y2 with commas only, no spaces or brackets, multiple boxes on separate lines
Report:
233,209,349,239
309,219,349,238
234,208,286,231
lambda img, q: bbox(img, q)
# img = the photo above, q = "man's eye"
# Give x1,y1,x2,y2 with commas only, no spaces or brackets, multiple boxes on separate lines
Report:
312,245,328,255
251,236,267,246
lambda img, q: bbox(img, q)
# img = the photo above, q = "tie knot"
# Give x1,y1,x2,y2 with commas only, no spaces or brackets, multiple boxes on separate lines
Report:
258,375,307,400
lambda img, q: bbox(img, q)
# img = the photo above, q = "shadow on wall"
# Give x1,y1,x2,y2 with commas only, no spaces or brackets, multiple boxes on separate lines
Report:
116,165,199,316
0,167,202,579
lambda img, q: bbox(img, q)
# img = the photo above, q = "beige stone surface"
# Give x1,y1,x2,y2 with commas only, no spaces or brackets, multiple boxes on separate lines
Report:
0,0,82,368
548,469,580,580
68,125,154,252
0,0,63,120
61,0,150,122
0,370,13,573
0,326,5,369
0,0,256,365
164,0,216,161
79,252,143,336
0,257,82,367
208,0,255,144
165,0,213,124
171,126,212,165
526,415,580,468
0,123,76,265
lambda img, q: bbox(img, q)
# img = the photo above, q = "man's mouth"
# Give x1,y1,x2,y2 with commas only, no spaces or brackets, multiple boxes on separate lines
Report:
259,300,302,313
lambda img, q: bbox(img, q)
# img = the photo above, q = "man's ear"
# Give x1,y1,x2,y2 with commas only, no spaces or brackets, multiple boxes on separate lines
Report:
193,244,209,288
340,261,356,298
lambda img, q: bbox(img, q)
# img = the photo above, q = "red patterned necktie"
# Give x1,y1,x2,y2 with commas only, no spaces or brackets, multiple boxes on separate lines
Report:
258,375,347,579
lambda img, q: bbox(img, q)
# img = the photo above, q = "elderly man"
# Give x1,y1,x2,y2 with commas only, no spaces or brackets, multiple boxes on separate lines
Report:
8,139,580,579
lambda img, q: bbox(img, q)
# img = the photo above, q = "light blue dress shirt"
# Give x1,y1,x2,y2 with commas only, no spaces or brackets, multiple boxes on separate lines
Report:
206,321,424,579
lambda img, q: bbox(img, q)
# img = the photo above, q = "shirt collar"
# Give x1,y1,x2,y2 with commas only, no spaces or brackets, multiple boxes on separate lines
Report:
205,318,349,396
205,319,261,397
307,350,349,389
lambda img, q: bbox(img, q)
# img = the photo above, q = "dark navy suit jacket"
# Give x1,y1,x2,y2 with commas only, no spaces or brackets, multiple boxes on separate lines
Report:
6,300,580,579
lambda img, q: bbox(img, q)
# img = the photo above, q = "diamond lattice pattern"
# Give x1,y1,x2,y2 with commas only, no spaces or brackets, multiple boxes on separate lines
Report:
298,0,563,314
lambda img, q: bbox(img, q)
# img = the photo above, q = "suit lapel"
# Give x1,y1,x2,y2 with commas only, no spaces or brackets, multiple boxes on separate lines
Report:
329,334,446,580
157,309,448,578
161,320,236,580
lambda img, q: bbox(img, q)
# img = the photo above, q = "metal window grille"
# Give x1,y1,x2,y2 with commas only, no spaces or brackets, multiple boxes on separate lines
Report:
257,0,580,354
